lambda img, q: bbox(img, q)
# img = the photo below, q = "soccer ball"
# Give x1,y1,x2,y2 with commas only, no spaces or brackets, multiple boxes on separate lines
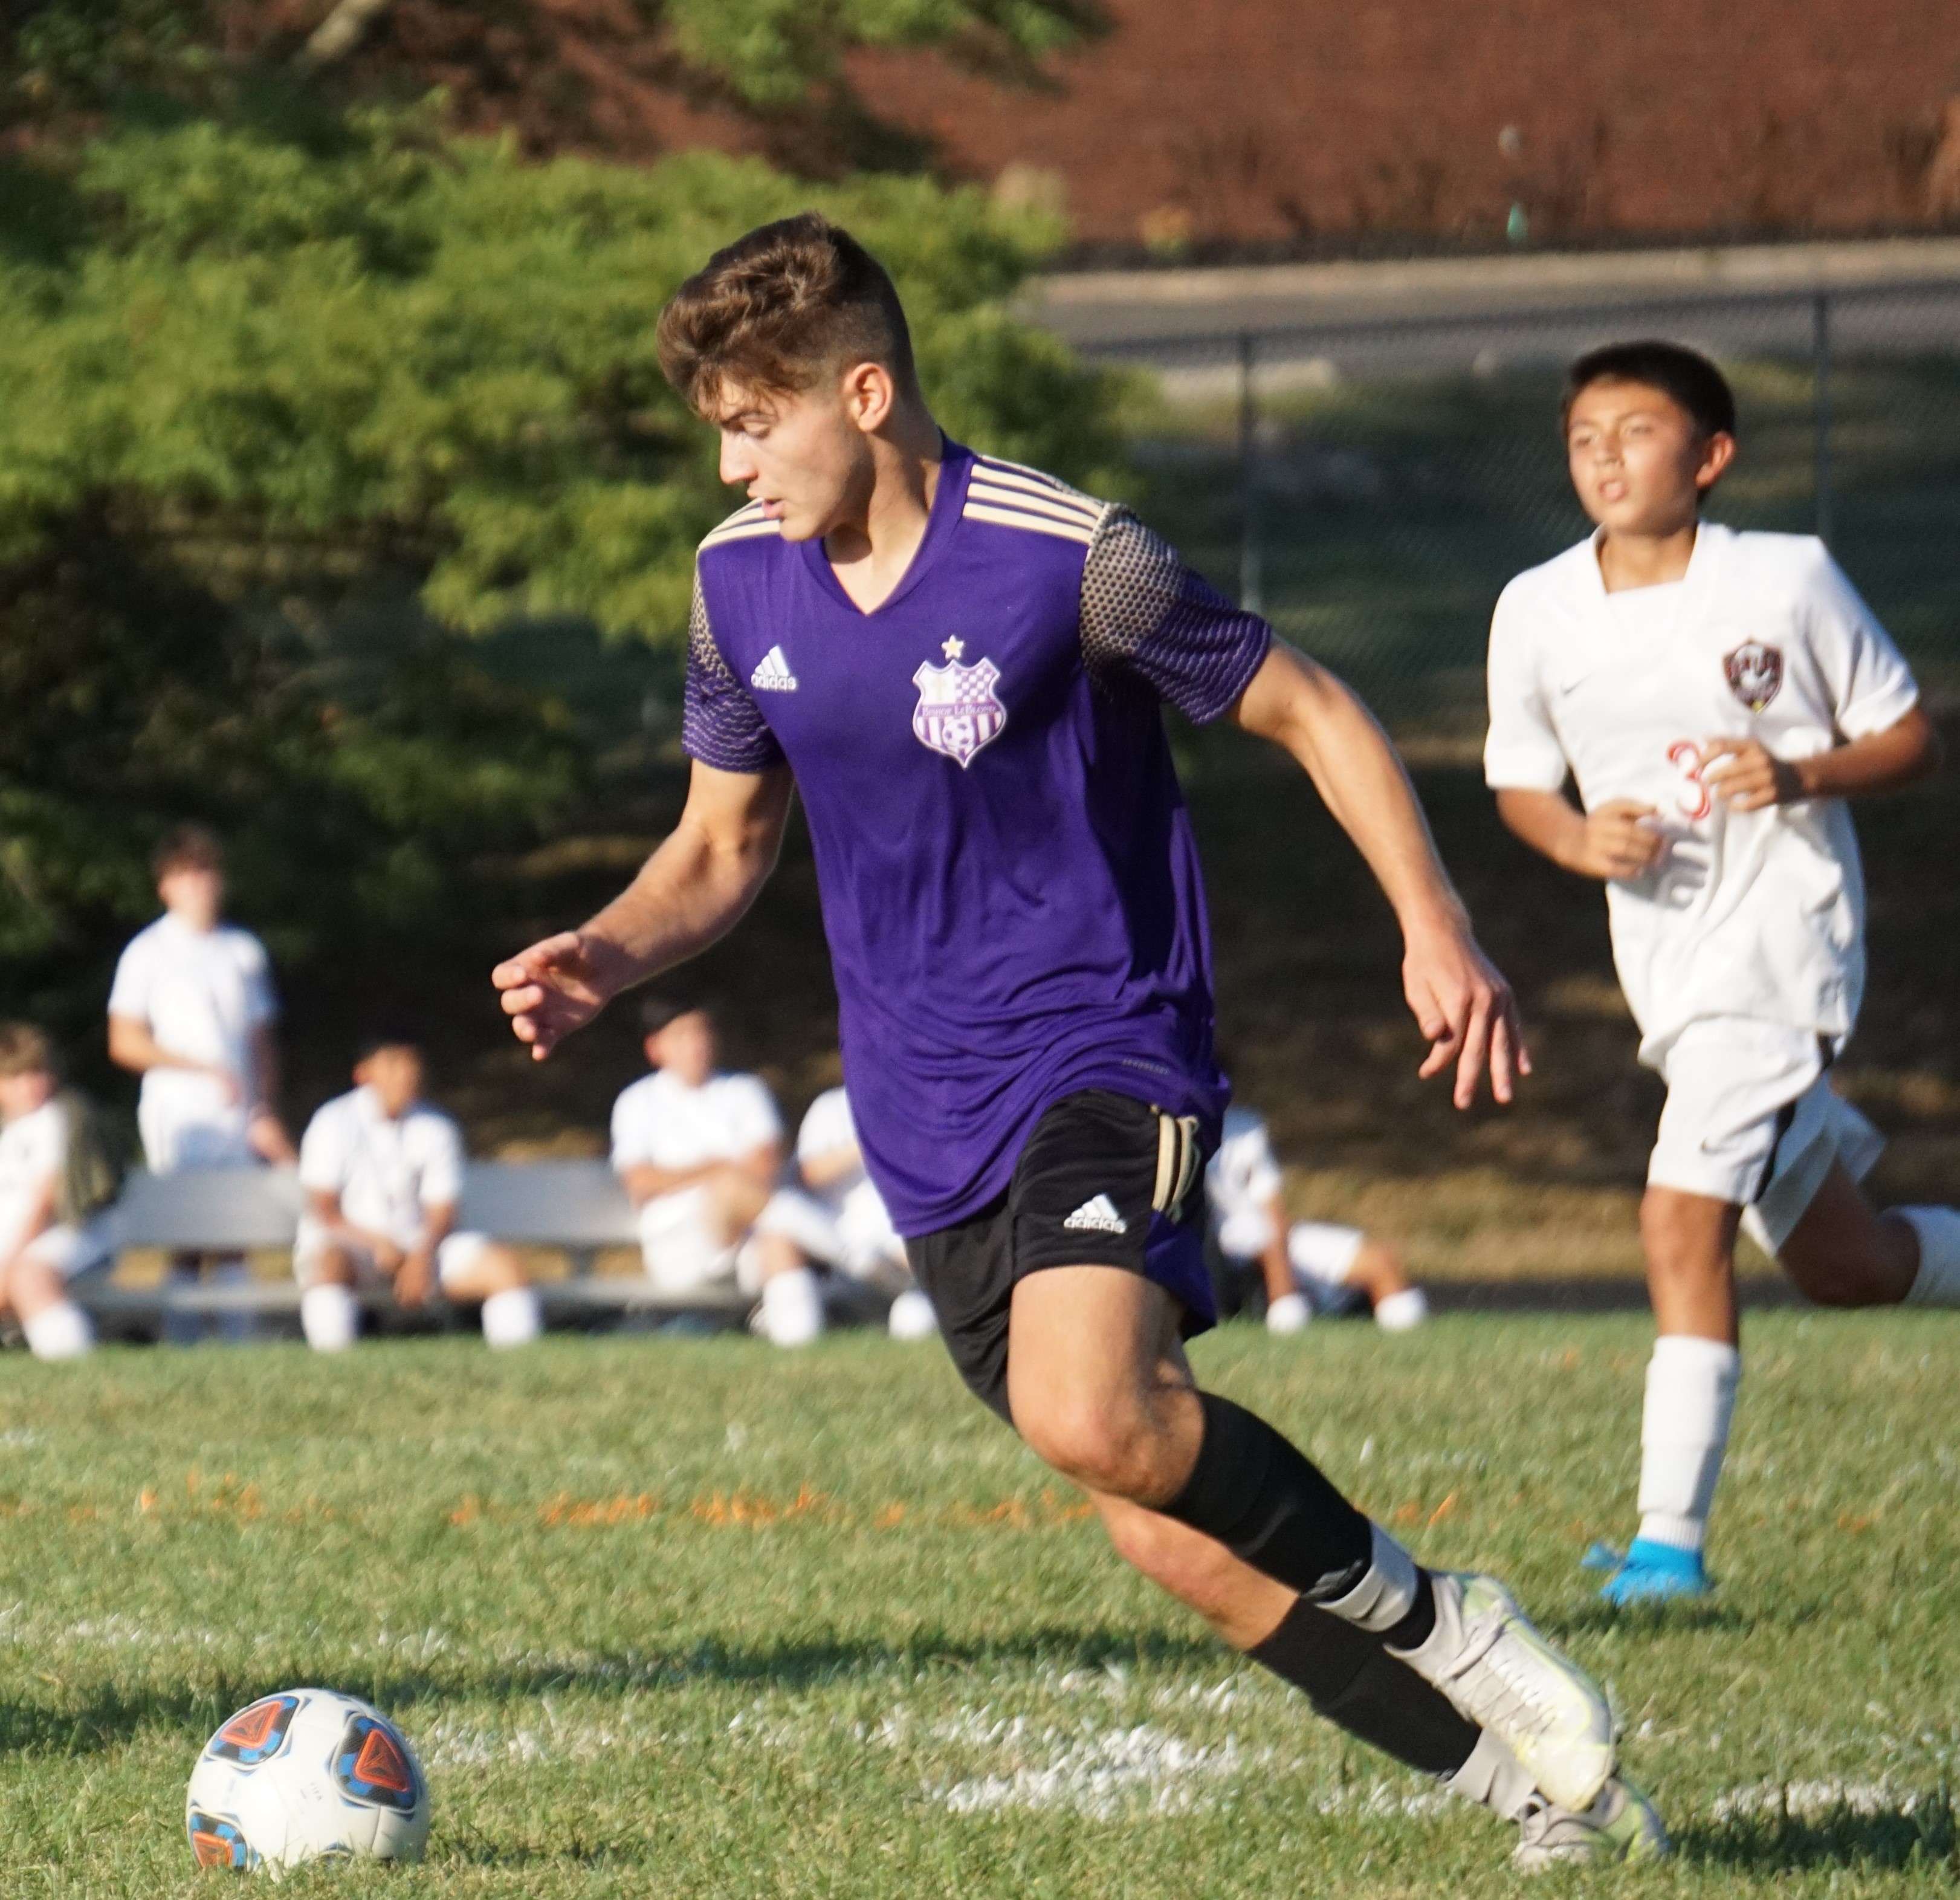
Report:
185,1688,430,1872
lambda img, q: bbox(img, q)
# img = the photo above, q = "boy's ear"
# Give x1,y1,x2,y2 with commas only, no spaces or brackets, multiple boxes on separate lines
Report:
1695,431,1738,493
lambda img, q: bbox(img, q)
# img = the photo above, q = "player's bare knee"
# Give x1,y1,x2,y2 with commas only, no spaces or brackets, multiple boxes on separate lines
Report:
1639,1189,1731,1283
1015,1395,1176,1501
312,1248,358,1289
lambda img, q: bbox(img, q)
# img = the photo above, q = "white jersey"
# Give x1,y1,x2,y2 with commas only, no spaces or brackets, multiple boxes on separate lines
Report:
108,913,278,1127
794,1085,901,1265
1206,1107,1285,1260
1485,525,1918,1063
298,1086,464,1251
610,1069,781,1179
0,1098,68,1259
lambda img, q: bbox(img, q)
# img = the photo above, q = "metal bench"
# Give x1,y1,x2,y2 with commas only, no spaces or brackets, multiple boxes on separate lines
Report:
74,1161,749,1331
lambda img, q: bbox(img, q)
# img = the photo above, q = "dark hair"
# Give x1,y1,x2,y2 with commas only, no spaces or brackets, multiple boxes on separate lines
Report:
656,212,917,416
638,994,703,1038
1562,340,1737,439
354,1024,422,1066
152,822,224,880
0,1020,56,1079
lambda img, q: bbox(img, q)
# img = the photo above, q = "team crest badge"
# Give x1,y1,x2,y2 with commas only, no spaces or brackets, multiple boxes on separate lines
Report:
912,637,1006,768
1724,640,1784,713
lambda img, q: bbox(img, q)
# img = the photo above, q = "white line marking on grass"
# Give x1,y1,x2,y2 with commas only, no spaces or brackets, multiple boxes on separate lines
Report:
929,1723,1251,1818
1710,1780,1947,1822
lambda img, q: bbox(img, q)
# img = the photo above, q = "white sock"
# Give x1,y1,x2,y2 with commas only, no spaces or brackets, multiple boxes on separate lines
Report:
1899,1207,1960,1307
887,1288,937,1340
1266,1291,1310,1334
1374,1288,1429,1332
1635,1334,1740,1553
300,1283,359,1353
760,1268,824,1347
1447,1728,1537,1820
481,1286,543,1349
1321,1522,1419,1633
23,1300,94,1361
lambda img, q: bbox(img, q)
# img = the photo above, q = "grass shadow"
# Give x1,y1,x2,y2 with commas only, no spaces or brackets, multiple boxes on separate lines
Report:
1680,1791,1958,1873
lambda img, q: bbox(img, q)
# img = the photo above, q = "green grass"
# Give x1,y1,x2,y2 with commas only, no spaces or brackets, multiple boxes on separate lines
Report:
4,1315,1958,1894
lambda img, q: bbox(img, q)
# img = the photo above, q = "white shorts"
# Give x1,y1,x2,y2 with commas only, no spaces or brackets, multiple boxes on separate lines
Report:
636,1188,765,1299
13,1221,114,1281
293,1223,494,1291
139,1099,256,1173
754,1187,908,1283
1648,1018,1884,1255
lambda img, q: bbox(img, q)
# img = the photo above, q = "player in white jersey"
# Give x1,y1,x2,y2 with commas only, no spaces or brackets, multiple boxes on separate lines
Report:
1486,340,1951,1604
752,1080,939,1341
1207,1107,1428,1334
609,999,818,1344
294,1031,541,1352
0,1024,109,1361
107,826,295,1338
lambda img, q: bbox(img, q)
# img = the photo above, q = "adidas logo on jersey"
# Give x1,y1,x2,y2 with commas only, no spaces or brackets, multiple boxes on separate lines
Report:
1062,1194,1127,1234
750,646,798,692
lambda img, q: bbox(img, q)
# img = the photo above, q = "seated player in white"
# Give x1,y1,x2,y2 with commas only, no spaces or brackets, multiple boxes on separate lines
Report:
609,998,812,1341
0,1023,111,1361
294,1030,541,1352
1207,1106,1428,1334
107,825,295,1337
1485,339,1949,1605
752,1078,939,1341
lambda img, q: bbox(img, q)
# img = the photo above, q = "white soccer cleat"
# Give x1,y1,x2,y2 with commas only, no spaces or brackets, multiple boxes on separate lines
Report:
1265,1291,1312,1334
1513,1776,1670,1872
1402,1572,1614,1812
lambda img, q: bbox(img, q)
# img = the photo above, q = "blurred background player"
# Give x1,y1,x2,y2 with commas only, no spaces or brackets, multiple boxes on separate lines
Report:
1485,340,1951,1604
0,1023,113,1361
1207,1106,1428,1333
609,998,816,1345
107,825,294,1339
294,1030,541,1352
753,1076,940,1341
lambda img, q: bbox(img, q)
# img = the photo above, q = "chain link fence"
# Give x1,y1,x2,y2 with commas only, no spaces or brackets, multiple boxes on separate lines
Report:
1081,281,1960,729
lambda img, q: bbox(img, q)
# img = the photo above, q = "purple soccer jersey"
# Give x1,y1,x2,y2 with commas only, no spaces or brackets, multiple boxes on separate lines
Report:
685,441,1270,1277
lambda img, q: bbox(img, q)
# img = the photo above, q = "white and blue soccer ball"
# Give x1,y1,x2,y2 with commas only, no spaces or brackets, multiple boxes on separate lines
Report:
185,1687,430,1873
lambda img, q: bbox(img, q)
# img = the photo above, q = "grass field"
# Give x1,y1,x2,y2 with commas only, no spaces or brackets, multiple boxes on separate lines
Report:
4,1314,1958,1895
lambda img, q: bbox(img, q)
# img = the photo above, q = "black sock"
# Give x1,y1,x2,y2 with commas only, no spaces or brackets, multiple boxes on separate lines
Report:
1160,1393,1374,1597
1382,1579,1437,1653
1249,1597,1478,1778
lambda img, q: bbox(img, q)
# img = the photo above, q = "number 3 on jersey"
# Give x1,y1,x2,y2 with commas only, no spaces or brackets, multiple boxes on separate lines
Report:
1666,740,1712,820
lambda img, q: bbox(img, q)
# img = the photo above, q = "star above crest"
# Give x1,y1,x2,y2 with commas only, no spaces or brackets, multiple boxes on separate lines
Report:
941,637,966,660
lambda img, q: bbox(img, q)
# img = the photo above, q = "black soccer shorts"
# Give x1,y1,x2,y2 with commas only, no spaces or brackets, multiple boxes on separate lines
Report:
905,1089,1215,1424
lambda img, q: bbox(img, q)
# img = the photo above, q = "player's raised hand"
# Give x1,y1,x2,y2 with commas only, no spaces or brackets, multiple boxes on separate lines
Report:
491,930,617,1060
1701,737,1800,812
1403,915,1531,1109
1576,799,1664,879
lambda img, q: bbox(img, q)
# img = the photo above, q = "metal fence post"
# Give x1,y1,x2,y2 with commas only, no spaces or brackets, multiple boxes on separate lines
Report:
1237,331,1263,614
1812,290,1833,546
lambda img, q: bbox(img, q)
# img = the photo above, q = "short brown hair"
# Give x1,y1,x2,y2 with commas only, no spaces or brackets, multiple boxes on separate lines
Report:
656,213,917,415
0,1022,56,1078
152,823,224,881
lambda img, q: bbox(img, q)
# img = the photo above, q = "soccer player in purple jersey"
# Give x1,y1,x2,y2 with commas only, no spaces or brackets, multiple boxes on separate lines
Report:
493,215,1666,1867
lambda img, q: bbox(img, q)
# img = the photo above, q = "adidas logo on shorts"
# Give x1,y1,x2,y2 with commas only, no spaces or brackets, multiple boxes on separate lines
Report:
1062,1194,1127,1234
750,646,798,692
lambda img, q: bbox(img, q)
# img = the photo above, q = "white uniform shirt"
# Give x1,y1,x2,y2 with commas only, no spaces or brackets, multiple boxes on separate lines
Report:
0,1100,67,1260
1485,525,1919,1063
107,913,278,1124
298,1086,464,1251
1206,1107,1284,1260
795,1085,900,1261
610,1070,781,1193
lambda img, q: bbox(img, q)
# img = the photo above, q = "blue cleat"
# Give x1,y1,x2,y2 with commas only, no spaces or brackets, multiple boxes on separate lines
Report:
1579,1540,1625,1573
1599,1537,1712,1604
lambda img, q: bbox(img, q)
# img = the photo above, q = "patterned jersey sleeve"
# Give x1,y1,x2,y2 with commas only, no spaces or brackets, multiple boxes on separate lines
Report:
1079,507,1271,723
681,573,786,773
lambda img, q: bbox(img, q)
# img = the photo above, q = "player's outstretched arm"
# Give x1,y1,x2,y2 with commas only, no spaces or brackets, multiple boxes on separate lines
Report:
1233,640,1529,1108
1701,705,1942,812
493,759,794,1060
1495,786,1665,881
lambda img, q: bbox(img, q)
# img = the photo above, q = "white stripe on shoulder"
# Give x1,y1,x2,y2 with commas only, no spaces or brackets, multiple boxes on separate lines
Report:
975,456,1108,514
967,481,1106,530
962,501,1096,545
699,515,781,551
